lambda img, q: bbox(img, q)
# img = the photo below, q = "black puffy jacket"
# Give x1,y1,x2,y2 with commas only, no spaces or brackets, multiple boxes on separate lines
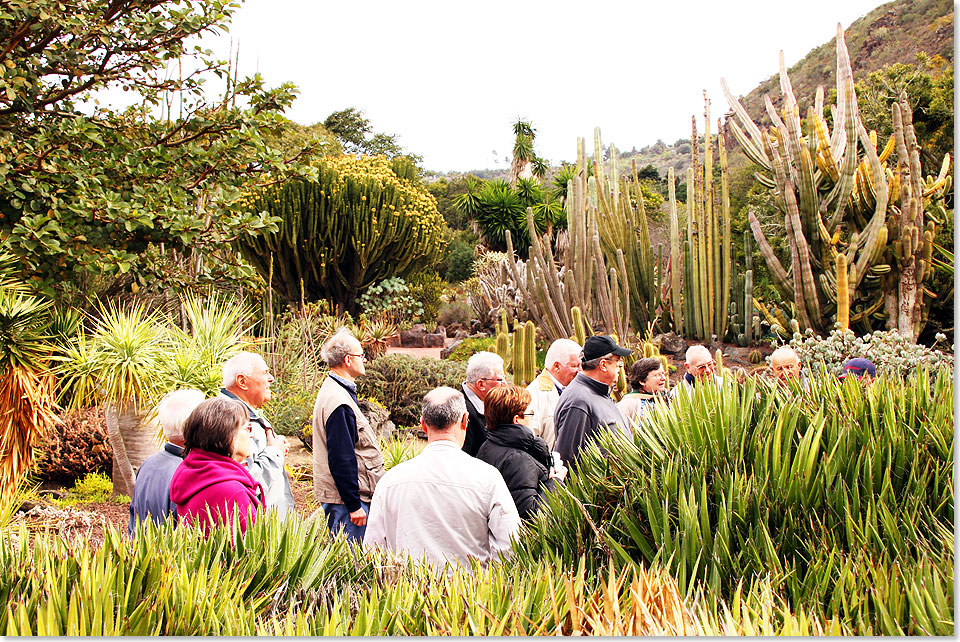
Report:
476,423,556,521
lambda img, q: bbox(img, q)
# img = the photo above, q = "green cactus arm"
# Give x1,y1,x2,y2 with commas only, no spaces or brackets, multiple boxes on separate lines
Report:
721,77,769,168
851,117,890,289
668,168,684,335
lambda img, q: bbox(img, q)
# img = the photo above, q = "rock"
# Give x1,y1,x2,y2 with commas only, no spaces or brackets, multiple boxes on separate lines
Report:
652,332,687,356
400,328,425,347
409,323,426,333
358,398,395,439
17,500,37,513
441,338,463,359
433,325,447,337
385,333,401,347
453,330,468,340
424,333,445,348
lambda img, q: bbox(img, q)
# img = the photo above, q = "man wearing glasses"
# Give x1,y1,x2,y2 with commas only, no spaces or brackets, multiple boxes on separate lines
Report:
677,344,723,393
460,351,507,456
554,335,632,468
313,327,386,542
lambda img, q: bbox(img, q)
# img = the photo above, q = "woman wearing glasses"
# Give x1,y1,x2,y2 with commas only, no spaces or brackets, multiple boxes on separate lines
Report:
476,386,567,521
169,397,264,535
618,358,669,427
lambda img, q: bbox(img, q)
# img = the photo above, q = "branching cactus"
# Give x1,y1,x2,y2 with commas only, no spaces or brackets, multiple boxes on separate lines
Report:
723,25,951,340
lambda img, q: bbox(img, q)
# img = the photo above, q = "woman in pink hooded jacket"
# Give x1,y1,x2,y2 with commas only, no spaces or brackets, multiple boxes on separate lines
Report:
170,397,264,535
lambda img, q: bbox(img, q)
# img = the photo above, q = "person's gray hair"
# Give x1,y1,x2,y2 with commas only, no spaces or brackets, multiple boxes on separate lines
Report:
155,388,206,443
465,351,504,384
545,338,581,369
685,344,711,364
321,327,360,368
421,386,467,431
581,352,610,371
222,351,267,389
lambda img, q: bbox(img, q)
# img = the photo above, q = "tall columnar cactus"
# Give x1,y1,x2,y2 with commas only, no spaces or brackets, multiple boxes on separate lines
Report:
666,98,736,342
723,25,951,340
521,320,537,387
504,137,631,344
836,253,850,331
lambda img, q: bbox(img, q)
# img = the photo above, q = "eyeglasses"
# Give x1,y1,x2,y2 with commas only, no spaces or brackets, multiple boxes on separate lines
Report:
480,377,507,383
347,353,366,362
691,360,716,372
523,411,535,417
601,357,624,367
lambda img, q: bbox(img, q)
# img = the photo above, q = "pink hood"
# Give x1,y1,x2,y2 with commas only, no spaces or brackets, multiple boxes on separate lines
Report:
169,449,264,534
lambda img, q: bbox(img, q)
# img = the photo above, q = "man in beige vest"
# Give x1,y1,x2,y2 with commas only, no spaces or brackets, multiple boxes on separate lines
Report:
313,328,385,543
525,338,582,450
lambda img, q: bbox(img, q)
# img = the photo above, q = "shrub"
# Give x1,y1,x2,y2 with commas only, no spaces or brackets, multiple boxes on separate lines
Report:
445,242,476,282
260,380,315,438
406,271,446,324
788,328,953,378
71,472,114,501
358,277,423,323
436,301,473,329
35,407,112,484
443,335,495,362
358,354,466,427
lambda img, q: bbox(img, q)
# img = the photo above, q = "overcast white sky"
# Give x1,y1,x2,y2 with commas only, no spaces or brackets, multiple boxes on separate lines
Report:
192,0,889,172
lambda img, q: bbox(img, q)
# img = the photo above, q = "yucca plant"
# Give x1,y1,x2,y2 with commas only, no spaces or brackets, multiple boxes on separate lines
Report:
516,366,954,635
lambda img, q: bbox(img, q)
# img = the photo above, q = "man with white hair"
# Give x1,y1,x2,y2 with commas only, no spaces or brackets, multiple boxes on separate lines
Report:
128,388,204,537
313,328,385,542
679,344,723,391
525,338,581,449
364,386,520,569
770,346,807,388
220,351,295,515
461,351,507,456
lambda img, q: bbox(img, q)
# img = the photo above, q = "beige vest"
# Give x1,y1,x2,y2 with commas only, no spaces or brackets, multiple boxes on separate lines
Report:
312,375,385,504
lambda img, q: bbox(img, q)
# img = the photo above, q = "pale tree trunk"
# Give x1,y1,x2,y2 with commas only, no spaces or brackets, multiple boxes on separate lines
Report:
105,402,156,497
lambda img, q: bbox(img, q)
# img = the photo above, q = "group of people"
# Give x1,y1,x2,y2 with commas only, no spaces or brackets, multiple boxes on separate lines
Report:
127,327,879,569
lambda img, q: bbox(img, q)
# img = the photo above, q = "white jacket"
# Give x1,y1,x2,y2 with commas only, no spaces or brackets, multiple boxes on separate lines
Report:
525,370,562,450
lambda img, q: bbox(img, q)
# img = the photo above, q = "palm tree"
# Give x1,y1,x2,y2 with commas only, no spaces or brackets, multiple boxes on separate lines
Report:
510,119,537,185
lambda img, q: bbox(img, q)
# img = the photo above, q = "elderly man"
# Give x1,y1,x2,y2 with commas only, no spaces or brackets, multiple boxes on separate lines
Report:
553,335,632,468
313,328,385,542
525,338,581,450
127,388,205,537
220,351,294,515
678,344,723,391
770,346,806,387
364,386,520,568
461,351,507,457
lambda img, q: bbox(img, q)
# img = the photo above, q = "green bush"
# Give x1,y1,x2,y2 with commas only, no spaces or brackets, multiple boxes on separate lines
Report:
789,328,953,378
436,301,473,329
261,380,315,437
358,277,423,323
443,335,495,362
406,271,446,324
445,243,476,282
358,354,466,427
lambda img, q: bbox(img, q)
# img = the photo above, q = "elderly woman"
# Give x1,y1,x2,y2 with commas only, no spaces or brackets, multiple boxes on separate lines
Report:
476,386,566,521
618,358,669,427
169,397,264,535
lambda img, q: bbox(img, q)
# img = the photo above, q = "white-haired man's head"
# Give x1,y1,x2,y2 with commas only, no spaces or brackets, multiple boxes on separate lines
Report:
684,344,715,381
770,346,802,383
154,389,206,445
465,351,506,401
544,338,582,387
222,351,273,408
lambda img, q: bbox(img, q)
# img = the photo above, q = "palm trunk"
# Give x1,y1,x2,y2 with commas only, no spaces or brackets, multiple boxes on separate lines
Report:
105,402,154,497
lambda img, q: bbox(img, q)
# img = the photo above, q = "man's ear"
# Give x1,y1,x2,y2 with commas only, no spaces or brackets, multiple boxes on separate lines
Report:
235,374,248,391
460,413,468,429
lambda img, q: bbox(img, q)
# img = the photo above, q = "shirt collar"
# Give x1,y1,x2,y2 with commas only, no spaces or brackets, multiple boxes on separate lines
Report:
548,371,565,391
462,382,483,414
330,372,358,394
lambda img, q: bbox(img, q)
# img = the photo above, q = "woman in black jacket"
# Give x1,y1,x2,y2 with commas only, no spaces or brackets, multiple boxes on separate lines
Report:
477,385,567,520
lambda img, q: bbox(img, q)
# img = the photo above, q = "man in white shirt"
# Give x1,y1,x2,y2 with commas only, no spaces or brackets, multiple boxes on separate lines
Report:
525,338,581,449
364,386,521,569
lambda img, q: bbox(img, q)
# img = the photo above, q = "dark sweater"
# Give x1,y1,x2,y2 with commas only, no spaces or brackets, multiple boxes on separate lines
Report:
476,423,555,520
553,372,628,467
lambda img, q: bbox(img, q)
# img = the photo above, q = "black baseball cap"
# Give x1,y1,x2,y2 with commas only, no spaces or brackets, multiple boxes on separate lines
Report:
582,335,632,361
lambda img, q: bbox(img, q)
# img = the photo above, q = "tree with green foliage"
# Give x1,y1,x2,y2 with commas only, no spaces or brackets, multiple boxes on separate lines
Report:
322,107,420,162
237,155,446,314
0,0,321,304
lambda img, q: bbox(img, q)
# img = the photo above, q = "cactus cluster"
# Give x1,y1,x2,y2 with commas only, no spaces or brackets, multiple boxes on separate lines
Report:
493,310,538,387
723,26,951,341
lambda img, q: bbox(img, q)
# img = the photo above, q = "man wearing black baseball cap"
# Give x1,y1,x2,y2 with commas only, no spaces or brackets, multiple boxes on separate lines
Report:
553,335,632,468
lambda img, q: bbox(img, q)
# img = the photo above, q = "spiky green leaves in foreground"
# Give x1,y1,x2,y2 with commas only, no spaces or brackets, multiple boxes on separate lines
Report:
516,366,954,635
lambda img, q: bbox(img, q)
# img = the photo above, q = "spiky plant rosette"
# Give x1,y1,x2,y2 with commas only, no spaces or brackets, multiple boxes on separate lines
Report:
515,368,954,635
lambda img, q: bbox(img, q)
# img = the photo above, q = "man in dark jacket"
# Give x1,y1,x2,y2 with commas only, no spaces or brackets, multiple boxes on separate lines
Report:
460,351,507,456
554,335,632,468
128,388,204,537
